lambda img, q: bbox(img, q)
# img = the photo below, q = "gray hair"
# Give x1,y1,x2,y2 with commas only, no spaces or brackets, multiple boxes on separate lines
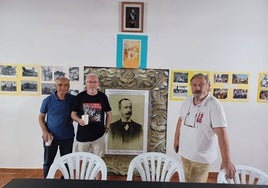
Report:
190,73,210,85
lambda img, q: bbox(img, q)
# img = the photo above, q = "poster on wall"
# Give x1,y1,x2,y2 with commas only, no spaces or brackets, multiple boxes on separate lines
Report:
257,72,268,103
169,70,210,100
0,64,41,96
211,72,250,102
0,64,18,95
116,34,148,69
105,89,149,155
20,65,40,96
41,65,83,96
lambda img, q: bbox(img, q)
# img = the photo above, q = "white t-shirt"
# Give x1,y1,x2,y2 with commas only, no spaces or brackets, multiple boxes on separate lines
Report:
178,94,227,164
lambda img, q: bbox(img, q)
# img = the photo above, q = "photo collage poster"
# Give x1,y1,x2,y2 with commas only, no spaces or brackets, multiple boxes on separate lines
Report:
0,64,40,96
211,72,250,102
40,66,83,96
0,63,84,96
170,70,210,101
257,72,268,103
170,70,251,102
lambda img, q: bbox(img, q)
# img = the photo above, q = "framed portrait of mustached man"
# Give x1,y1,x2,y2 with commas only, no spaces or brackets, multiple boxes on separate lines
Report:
105,89,149,155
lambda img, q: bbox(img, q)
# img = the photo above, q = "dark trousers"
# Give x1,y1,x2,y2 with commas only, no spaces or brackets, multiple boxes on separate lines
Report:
43,138,74,178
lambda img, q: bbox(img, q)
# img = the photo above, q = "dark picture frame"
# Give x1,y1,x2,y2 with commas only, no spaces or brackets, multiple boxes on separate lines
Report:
121,2,144,33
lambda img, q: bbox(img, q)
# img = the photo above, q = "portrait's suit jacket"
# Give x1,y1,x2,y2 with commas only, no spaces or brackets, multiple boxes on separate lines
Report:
110,119,142,143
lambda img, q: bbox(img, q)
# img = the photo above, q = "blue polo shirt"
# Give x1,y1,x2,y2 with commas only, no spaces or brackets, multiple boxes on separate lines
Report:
40,92,75,140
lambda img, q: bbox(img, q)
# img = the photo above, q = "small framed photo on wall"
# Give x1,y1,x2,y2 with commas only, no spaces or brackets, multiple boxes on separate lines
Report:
121,2,144,33
116,34,148,69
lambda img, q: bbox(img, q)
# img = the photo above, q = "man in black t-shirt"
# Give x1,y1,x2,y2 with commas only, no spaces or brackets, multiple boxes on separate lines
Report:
71,73,112,179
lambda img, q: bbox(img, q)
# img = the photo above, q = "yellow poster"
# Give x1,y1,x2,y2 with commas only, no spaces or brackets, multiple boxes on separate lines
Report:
211,72,250,102
0,64,41,96
170,70,210,101
257,72,268,103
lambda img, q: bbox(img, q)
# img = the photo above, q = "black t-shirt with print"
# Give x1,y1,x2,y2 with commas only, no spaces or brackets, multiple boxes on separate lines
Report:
72,91,111,142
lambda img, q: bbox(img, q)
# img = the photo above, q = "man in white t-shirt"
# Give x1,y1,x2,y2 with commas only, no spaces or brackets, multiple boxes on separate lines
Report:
173,73,236,182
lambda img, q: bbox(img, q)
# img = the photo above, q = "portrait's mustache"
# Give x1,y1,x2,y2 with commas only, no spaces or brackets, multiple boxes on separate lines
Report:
125,112,132,115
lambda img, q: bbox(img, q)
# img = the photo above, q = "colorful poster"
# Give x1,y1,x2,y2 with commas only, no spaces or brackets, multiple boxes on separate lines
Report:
257,72,268,103
211,72,250,102
116,34,148,69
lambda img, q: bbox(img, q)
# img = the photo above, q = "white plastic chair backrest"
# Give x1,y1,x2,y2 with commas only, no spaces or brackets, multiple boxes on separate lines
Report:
46,152,107,180
217,165,268,185
126,152,185,182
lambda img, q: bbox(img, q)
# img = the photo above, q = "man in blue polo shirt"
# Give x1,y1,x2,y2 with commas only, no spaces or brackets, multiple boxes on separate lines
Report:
39,77,75,178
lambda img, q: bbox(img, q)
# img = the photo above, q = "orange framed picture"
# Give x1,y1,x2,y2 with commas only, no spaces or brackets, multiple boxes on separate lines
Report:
116,34,148,69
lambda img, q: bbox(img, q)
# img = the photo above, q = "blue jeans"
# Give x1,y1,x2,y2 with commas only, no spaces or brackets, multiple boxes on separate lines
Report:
43,138,74,178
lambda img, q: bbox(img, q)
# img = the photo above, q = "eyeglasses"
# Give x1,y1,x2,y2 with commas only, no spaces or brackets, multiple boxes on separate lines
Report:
184,104,202,128
86,81,99,84
184,112,197,128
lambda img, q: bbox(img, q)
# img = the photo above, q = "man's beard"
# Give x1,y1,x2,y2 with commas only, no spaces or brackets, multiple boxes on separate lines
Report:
193,91,206,99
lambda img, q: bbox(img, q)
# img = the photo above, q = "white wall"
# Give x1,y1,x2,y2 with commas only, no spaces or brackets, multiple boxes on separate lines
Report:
0,0,267,172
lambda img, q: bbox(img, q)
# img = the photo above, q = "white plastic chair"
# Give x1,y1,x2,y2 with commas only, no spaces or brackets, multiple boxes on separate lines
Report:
46,152,107,180
126,152,185,182
217,165,268,185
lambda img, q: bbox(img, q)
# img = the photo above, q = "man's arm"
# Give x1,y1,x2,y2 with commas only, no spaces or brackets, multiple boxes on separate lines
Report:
71,111,86,126
38,113,50,142
174,116,182,153
214,127,236,179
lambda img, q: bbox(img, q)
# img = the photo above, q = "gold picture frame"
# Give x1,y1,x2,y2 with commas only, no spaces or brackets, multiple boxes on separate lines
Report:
84,67,169,175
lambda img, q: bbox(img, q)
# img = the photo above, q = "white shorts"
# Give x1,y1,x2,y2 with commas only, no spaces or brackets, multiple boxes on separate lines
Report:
75,135,105,157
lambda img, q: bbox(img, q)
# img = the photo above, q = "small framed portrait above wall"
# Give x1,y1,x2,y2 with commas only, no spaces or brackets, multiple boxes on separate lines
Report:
121,2,144,33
